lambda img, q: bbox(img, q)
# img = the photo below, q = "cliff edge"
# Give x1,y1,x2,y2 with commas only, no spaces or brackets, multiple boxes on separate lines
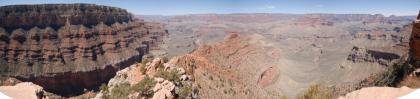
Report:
0,4,167,96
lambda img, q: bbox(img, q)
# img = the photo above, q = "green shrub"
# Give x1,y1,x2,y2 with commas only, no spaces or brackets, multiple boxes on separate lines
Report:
140,59,150,74
103,76,156,99
105,83,131,99
155,70,180,82
298,84,332,99
373,59,411,86
158,62,165,71
131,76,156,98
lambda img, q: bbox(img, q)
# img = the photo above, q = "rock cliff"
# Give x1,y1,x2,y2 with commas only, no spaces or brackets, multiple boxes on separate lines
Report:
0,4,132,31
410,12,420,65
0,4,167,96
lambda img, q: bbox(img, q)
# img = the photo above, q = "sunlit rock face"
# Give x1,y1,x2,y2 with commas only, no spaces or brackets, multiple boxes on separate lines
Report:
0,4,132,31
0,4,168,96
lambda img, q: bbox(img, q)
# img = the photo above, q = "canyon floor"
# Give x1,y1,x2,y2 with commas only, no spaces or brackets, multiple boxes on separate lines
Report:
138,14,417,98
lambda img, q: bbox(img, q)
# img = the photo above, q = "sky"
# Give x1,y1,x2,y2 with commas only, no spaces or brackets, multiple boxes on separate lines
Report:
1,0,419,16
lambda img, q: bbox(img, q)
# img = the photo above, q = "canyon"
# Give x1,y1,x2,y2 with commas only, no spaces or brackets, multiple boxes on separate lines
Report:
138,13,417,98
0,3,419,99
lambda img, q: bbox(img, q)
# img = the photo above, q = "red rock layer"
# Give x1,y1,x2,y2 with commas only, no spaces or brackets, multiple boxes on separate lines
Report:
0,21,167,76
169,34,282,98
0,4,132,31
0,4,168,96
410,12,420,62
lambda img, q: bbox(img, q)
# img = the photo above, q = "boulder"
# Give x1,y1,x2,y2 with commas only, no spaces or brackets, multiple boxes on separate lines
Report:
0,82,45,99
152,80,175,99
338,86,415,99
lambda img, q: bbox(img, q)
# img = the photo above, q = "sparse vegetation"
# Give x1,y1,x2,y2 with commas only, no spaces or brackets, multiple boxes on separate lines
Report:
372,58,412,86
155,69,181,82
158,62,165,71
140,59,150,74
131,76,156,98
298,84,332,99
141,59,150,66
177,85,192,99
104,83,131,99
102,76,156,99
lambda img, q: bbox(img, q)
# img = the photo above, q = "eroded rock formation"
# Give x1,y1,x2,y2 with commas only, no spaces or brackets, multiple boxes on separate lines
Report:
0,4,167,96
165,33,283,98
0,4,132,31
410,12,420,64
94,58,196,99
347,46,400,66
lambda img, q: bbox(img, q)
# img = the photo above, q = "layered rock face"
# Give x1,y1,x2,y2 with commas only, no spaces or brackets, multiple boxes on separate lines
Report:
410,12,420,64
296,14,410,26
0,4,132,31
0,4,167,96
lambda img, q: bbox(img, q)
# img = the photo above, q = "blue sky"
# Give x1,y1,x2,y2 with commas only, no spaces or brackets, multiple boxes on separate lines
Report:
1,0,419,16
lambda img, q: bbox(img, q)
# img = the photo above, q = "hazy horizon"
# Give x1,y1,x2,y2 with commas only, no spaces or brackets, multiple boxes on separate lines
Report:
1,0,419,16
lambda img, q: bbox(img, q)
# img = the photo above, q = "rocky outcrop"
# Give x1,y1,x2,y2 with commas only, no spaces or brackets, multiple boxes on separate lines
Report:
338,86,415,99
95,58,196,99
152,79,176,99
0,82,46,99
257,66,279,87
347,46,400,66
0,4,167,96
410,12,420,65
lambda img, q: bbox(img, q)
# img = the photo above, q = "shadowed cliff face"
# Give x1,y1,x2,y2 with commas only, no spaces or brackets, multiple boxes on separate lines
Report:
0,4,167,96
410,12,420,66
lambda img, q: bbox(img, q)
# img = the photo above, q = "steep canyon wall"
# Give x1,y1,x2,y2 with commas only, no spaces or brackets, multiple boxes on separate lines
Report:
0,4,167,96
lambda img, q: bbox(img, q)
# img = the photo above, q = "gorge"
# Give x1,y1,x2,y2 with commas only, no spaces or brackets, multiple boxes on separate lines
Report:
0,3,419,99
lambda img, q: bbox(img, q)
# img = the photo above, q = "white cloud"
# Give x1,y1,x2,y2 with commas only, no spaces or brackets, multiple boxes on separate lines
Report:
257,5,276,10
